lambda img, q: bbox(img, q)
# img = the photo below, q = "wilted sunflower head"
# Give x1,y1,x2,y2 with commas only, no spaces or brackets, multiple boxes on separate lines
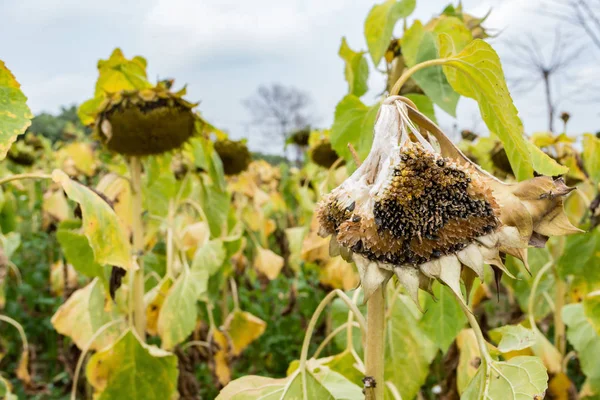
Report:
214,139,252,175
316,96,581,306
94,84,198,156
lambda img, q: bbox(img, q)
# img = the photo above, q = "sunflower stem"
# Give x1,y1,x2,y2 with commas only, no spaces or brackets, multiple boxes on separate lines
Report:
456,296,492,398
365,285,386,400
129,156,146,340
389,59,449,96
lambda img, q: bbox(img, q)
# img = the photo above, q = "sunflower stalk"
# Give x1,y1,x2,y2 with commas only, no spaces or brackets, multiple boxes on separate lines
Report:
364,285,386,400
129,156,146,340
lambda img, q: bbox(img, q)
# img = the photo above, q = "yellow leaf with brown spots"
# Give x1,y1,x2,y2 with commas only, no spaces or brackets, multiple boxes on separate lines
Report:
212,329,232,386
52,170,132,270
224,310,266,356
0,61,33,160
145,278,172,336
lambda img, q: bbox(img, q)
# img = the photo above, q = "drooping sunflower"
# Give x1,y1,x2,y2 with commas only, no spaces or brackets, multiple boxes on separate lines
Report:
316,96,581,306
93,83,198,156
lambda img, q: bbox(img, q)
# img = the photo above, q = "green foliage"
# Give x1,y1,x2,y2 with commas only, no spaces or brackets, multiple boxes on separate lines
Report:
28,105,89,143
86,330,179,399
330,95,380,163
0,60,33,160
462,356,548,399
339,38,369,97
364,0,416,65
403,22,460,115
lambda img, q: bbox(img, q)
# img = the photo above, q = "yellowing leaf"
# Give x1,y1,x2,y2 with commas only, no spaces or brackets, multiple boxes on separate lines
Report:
16,350,31,386
285,226,307,272
364,0,416,65
49,260,77,297
51,279,124,351
52,169,132,270
319,257,359,291
548,372,575,400
456,329,481,395
213,329,232,386
96,173,133,237
94,49,151,97
583,133,600,184
0,61,33,160
63,142,96,176
145,278,172,336
224,310,266,356
338,37,369,97
439,37,535,181
42,188,70,224
180,221,210,257
254,247,284,280
527,141,569,176
86,330,178,399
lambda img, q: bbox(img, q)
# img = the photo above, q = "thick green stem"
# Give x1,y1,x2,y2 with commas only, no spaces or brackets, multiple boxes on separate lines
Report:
129,157,146,340
365,285,386,400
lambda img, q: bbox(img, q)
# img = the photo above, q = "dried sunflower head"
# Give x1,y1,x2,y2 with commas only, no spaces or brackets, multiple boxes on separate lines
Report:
317,96,581,306
94,84,198,156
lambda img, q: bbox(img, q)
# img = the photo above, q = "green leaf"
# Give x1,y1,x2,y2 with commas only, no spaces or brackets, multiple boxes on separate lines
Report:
385,295,438,399
217,370,335,399
330,95,380,163
558,231,600,288
462,356,548,399
583,133,600,184
322,350,364,387
57,228,107,282
413,32,460,116
338,38,369,97
0,60,33,160
51,278,124,351
439,37,535,181
564,303,600,390
489,325,536,352
310,364,363,399
86,330,179,399
403,93,437,123
200,184,230,237
78,96,105,126
419,281,467,353
52,169,132,270
505,249,555,320
192,239,226,276
527,141,569,176
0,375,17,400
401,22,460,116
157,268,206,349
364,0,416,65
95,49,151,97
143,154,177,217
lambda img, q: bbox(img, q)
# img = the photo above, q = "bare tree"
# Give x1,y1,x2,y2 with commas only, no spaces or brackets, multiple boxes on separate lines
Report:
542,0,600,51
504,29,585,132
243,84,314,155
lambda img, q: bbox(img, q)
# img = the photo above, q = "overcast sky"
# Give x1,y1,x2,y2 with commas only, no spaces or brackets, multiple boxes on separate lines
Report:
1,0,598,153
